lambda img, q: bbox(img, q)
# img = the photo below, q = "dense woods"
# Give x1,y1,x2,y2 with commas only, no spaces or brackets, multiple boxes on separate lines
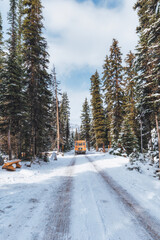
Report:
0,0,160,166
80,0,160,165
0,0,72,160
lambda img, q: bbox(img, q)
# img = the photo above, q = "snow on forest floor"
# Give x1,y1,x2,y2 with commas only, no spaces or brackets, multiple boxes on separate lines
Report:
0,151,160,240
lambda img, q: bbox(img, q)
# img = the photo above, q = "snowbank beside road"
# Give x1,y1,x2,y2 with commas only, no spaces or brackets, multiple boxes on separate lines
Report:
0,153,73,240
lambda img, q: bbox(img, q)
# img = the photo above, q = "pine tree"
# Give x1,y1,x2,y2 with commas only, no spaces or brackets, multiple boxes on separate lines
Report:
22,0,52,158
117,51,139,155
69,130,74,150
0,0,25,159
59,92,70,151
134,0,160,164
0,12,5,88
0,13,6,154
80,98,91,150
123,51,139,139
102,39,124,145
74,128,79,141
17,0,23,54
0,13,5,81
134,0,154,149
50,66,61,152
147,0,160,165
102,54,112,145
90,71,106,150
119,118,139,156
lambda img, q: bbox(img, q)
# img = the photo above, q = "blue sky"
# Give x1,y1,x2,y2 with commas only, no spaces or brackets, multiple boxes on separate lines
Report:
1,0,138,125
76,0,123,9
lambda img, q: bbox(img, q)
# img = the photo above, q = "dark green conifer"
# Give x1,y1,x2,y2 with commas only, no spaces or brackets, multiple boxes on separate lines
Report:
22,0,52,157
90,71,106,150
134,0,160,163
74,128,79,141
123,51,138,139
102,39,124,144
0,13,5,80
0,0,24,159
119,118,139,155
80,98,91,150
0,13,6,153
59,92,70,151
102,54,112,144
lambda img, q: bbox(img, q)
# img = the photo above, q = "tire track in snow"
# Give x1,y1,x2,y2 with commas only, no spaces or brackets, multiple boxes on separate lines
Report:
71,155,107,240
86,155,160,240
43,157,76,240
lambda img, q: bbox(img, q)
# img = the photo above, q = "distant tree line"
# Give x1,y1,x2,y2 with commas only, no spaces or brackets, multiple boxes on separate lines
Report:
0,0,72,160
80,0,160,164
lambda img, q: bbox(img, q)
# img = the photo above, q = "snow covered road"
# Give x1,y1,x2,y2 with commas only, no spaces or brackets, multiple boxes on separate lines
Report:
0,152,160,240
71,154,159,240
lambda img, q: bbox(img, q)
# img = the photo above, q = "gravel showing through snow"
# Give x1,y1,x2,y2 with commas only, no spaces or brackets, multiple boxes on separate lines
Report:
0,151,160,240
44,157,76,240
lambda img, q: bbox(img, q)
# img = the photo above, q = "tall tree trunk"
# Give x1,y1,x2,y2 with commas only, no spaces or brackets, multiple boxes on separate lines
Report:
8,122,12,160
140,119,143,154
31,125,36,158
88,140,90,151
55,75,60,153
18,131,21,158
96,142,98,152
103,143,105,153
155,112,160,168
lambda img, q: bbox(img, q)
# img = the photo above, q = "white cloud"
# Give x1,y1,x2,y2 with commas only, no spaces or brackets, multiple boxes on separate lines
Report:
43,0,138,74
42,0,138,124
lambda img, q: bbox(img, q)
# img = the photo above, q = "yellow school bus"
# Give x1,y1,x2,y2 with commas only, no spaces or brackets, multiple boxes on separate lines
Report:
75,140,86,154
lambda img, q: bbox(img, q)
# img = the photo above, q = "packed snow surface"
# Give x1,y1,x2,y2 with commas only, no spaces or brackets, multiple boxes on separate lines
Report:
0,151,160,240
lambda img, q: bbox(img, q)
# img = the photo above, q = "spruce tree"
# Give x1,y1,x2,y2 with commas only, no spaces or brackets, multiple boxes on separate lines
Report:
0,12,5,88
110,39,124,143
90,71,106,150
59,92,70,151
80,98,91,150
74,128,79,141
22,0,52,157
50,66,61,152
119,118,139,156
134,0,154,149
134,0,160,164
102,39,124,145
0,0,24,159
147,0,160,165
0,13,5,81
118,51,139,155
102,54,112,145
0,13,6,153
123,51,138,139
17,0,23,52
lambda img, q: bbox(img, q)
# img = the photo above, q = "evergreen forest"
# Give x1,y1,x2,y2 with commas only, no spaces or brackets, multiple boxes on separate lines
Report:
0,0,160,167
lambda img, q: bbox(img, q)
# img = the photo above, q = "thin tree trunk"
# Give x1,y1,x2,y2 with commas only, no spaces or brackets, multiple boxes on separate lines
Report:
32,125,36,158
88,140,90,151
103,143,106,153
8,123,12,160
155,112,160,168
96,143,98,152
18,131,22,158
140,119,143,154
54,71,60,153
